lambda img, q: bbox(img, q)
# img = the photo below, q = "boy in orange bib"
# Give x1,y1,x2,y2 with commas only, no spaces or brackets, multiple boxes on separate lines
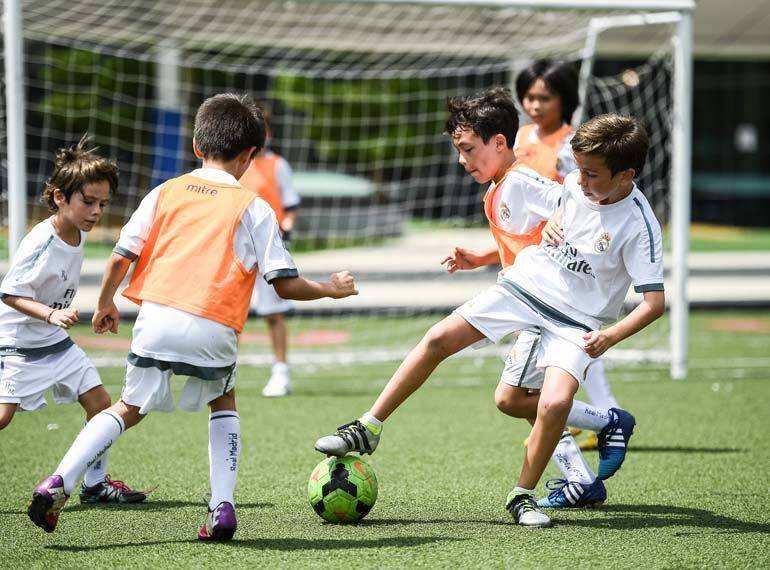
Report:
28,94,357,541
239,108,301,397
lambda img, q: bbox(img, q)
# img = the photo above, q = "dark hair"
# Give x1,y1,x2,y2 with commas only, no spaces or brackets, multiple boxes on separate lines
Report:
445,87,518,148
571,114,649,176
515,59,579,124
42,135,118,212
193,93,266,160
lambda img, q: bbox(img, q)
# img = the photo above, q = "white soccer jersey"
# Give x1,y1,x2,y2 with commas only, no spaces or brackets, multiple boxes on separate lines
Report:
271,152,301,210
489,167,561,234
0,219,84,348
503,171,664,327
114,167,298,367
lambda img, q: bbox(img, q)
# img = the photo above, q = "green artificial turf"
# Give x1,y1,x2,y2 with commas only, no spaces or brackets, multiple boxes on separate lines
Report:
0,311,768,568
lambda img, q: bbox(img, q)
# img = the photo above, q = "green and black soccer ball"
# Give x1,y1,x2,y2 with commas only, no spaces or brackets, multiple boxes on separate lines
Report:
307,455,378,523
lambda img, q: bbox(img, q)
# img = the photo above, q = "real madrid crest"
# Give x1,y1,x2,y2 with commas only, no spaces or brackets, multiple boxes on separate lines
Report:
594,231,611,253
499,202,511,222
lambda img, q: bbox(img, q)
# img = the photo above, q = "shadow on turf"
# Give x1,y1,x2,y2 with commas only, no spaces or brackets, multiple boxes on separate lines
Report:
556,504,770,534
47,535,463,553
0,501,273,516
630,446,746,454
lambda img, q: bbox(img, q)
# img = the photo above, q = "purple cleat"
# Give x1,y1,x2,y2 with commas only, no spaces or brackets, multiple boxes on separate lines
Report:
198,501,237,541
28,475,69,533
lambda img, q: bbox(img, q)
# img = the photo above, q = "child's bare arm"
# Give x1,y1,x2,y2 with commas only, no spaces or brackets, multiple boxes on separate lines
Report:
583,290,665,358
442,246,500,273
273,271,357,301
1,295,79,329
92,253,133,334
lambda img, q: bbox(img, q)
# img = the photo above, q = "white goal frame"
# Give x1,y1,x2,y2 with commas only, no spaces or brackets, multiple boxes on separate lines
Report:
2,0,694,378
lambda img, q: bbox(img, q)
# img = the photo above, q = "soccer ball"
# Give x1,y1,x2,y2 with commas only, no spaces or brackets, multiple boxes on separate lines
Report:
307,455,378,523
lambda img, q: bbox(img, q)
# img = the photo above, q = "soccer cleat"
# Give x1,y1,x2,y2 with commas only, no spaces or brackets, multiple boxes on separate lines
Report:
79,475,149,504
198,501,237,541
505,491,552,528
28,475,69,533
579,431,599,451
597,408,636,480
536,478,607,509
314,419,380,457
261,371,292,398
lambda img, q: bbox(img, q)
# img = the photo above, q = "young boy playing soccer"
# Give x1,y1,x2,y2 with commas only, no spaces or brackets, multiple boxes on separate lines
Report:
0,137,147,505
316,111,664,528
239,106,301,397
440,88,623,510
28,94,357,540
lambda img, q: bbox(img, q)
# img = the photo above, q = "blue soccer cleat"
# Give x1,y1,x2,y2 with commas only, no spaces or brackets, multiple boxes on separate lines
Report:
597,408,636,480
536,478,607,509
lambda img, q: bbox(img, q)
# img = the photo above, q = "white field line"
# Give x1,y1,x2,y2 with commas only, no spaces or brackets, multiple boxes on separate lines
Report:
90,347,770,372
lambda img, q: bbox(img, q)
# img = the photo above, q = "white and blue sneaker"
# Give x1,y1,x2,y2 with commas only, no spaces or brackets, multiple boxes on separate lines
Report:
597,407,636,480
536,478,607,509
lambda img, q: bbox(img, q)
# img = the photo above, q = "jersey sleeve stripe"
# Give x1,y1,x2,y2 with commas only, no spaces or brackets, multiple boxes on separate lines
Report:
634,283,664,293
113,245,138,260
263,267,299,284
632,197,656,263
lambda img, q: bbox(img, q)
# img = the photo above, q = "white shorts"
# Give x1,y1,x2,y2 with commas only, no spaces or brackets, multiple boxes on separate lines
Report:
0,344,102,411
121,356,237,415
254,277,293,316
454,281,596,384
500,328,546,389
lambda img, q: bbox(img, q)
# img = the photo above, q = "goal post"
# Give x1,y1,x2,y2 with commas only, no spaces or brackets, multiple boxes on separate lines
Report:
1,0,694,378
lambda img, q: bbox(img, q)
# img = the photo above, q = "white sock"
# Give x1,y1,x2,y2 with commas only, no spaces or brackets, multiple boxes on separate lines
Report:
82,420,109,487
566,400,611,432
209,410,241,510
583,360,619,409
512,486,535,497
360,411,382,435
272,361,289,375
551,430,596,484
54,410,124,495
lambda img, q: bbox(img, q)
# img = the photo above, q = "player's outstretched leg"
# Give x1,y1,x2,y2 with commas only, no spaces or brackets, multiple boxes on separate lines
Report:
28,475,69,533
315,314,484,456
597,407,636,479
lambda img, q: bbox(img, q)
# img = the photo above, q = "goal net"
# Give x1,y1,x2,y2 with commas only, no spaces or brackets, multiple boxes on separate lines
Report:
0,0,691,377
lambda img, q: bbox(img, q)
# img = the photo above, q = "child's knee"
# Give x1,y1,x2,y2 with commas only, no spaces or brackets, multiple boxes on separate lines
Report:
537,396,572,420
209,389,236,412
423,325,457,358
79,385,112,415
494,385,527,417
112,400,144,429
0,406,16,430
